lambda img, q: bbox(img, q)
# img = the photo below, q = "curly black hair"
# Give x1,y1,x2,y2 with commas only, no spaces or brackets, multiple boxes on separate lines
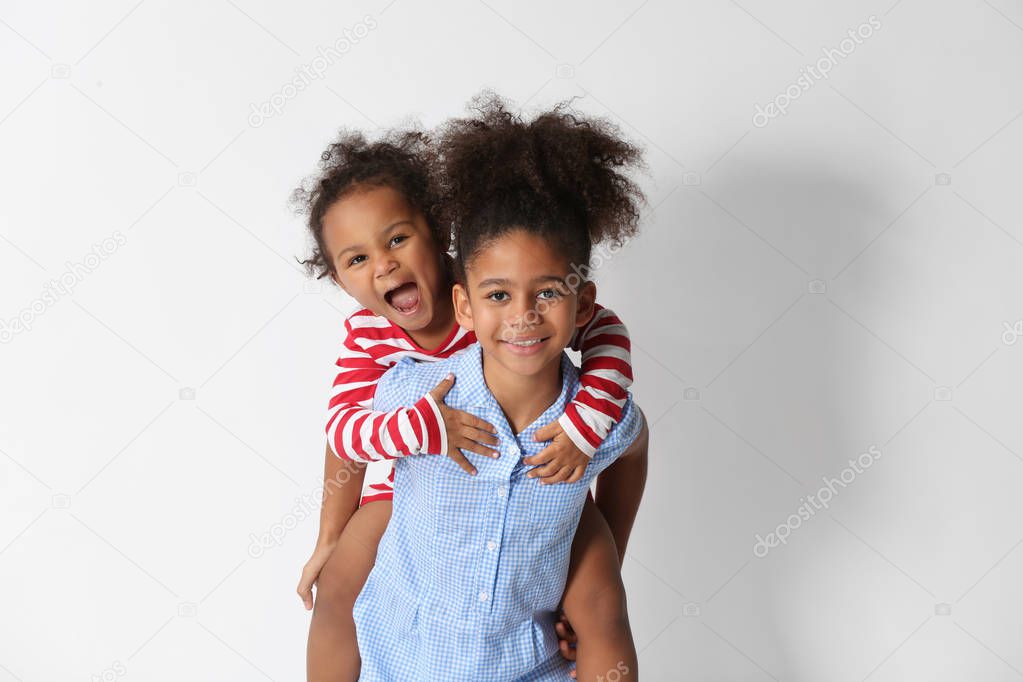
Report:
292,127,447,280
436,91,646,282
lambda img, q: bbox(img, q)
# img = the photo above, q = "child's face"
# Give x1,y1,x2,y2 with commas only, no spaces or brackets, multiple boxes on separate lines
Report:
453,229,595,378
324,185,447,332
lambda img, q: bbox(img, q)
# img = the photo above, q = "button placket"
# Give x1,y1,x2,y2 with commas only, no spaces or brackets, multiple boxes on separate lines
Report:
484,471,511,613
475,403,512,615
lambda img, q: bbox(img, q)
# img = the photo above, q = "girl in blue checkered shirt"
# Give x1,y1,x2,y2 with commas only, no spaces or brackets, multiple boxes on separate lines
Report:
353,92,651,680
297,125,644,681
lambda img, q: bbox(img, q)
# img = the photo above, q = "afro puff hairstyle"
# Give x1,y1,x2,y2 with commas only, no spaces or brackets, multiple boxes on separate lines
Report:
435,91,646,282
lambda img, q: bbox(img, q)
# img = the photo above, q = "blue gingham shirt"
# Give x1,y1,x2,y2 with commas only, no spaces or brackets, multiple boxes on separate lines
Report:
353,342,642,681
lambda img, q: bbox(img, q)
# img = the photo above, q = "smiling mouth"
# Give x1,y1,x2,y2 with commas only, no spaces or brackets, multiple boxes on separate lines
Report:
500,336,551,355
384,281,421,316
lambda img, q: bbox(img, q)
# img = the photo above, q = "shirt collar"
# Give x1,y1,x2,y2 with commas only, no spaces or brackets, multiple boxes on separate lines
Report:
455,342,579,426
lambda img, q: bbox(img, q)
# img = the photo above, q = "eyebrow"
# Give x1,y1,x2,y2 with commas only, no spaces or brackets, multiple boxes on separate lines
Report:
334,221,414,263
476,275,568,288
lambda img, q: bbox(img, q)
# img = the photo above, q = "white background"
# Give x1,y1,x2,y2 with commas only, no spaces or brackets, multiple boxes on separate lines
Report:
2,0,1023,680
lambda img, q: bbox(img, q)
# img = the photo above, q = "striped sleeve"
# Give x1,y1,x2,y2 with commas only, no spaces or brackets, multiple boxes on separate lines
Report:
557,303,634,458
325,317,447,463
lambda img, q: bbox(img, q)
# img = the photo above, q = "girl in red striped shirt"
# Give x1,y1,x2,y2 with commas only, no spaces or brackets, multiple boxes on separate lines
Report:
296,117,648,681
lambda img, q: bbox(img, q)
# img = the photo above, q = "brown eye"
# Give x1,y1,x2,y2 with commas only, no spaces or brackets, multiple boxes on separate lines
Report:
537,288,562,300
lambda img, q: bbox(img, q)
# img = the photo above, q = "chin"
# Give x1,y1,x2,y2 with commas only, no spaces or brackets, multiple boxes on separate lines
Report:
380,301,431,330
493,348,560,375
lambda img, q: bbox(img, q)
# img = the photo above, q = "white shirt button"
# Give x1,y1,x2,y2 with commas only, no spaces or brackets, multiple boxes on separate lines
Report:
478,591,488,601
496,485,508,498
486,540,497,551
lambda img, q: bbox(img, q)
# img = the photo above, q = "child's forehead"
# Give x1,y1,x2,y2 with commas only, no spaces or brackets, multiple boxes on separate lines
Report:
465,231,573,279
332,184,416,221
324,187,427,243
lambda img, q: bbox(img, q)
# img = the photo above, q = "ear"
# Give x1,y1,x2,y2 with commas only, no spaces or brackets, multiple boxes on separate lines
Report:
574,280,596,330
453,282,474,331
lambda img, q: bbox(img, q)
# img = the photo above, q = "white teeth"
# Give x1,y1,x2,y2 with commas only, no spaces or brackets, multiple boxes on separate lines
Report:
508,339,542,346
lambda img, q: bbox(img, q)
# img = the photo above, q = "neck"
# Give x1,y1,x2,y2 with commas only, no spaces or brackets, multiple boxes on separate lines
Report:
406,294,456,351
482,352,563,435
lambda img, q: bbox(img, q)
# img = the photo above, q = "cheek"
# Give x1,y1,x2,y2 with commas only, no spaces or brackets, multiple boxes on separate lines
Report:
406,240,440,272
541,295,571,319
551,297,580,329
473,306,497,326
341,271,373,297
474,308,505,337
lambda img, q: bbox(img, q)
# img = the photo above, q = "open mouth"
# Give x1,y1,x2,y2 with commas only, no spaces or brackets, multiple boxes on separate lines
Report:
384,281,421,316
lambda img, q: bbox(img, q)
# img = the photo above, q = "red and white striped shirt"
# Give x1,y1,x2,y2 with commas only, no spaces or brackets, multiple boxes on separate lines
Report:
326,304,633,504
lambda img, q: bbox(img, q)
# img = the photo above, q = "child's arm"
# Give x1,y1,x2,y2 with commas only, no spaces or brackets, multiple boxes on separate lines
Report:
327,327,445,461
554,408,648,666
297,442,366,609
562,303,633,455
327,319,499,468
525,303,634,483
593,408,649,564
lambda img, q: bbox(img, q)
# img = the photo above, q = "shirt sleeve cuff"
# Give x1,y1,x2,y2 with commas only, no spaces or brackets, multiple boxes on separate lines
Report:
557,412,598,459
416,391,448,457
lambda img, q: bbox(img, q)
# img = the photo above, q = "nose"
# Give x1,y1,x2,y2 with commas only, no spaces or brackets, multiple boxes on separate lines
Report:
507,295,538,330
373,253,399,278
